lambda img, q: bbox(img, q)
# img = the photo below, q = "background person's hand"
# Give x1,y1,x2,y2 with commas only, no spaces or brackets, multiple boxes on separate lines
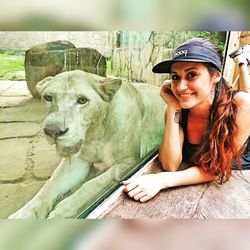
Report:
231,44,250,66
160,80,181,110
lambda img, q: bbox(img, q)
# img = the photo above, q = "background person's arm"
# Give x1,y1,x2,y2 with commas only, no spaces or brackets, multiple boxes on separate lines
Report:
230,44,250,92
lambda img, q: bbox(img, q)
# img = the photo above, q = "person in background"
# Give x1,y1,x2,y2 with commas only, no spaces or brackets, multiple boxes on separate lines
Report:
123,38,250,202
230,44,250,93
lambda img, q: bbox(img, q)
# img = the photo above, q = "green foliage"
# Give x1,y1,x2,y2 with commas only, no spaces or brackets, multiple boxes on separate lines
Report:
0,51,25,80
184,31,226,50
168,31,226,51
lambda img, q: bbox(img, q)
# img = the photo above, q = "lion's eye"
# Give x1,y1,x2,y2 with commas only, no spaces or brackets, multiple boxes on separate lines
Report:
43,94,52,102
77,96,88,105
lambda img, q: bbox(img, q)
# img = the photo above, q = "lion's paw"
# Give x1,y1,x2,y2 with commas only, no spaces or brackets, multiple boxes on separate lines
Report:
8,200,49,219
47,197,81,219
8,209,38,219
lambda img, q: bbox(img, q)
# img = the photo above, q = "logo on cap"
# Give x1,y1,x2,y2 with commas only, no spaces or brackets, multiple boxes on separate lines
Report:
174,49,188,58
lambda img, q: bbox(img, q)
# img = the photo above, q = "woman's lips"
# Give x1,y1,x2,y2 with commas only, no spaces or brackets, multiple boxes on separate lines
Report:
178,93,194,101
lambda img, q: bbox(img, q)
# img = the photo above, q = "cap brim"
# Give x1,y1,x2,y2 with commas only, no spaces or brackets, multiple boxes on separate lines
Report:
152,59,218,74
152,60,172,73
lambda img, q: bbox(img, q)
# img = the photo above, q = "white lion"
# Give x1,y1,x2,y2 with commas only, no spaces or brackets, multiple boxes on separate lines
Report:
9,70,165,218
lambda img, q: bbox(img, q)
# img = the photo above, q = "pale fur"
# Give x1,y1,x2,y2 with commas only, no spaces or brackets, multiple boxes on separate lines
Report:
9,70,166,218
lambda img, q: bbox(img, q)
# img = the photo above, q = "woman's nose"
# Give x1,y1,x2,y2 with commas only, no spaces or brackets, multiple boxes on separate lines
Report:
177,79,188,91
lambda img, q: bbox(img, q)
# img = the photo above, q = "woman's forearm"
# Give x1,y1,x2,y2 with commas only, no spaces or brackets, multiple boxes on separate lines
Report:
158,166,216,189
159,107,183,171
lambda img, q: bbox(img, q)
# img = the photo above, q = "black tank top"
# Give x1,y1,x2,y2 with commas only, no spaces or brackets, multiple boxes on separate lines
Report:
181,109,250,170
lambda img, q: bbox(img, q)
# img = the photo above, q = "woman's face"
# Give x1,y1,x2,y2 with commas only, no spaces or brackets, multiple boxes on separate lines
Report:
169,62,218,109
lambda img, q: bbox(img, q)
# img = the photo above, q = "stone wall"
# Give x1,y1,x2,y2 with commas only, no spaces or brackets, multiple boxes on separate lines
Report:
0,31,187,85
112,32,188,86
2,31,226,86
0,31,114,57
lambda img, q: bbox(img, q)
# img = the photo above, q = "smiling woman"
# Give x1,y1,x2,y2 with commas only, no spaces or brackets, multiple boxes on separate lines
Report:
168,62,221,110
123,37,250,203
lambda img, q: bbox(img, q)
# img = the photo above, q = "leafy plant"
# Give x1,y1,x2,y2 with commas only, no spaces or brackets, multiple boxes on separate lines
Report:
184,31,226,50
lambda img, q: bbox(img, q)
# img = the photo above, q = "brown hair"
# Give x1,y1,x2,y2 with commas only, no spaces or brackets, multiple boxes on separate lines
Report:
189,39,242,183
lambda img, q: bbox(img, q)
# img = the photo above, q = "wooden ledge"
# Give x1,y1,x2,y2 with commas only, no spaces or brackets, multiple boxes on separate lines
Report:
87,156,250,219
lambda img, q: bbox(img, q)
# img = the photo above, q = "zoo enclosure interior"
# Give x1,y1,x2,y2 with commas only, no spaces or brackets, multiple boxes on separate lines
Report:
1,31,243,218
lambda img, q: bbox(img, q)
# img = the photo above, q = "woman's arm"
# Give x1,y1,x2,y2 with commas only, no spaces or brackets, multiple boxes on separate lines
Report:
123,166,215,202
158,107,184,171
158,82,184,172
159,166,216,188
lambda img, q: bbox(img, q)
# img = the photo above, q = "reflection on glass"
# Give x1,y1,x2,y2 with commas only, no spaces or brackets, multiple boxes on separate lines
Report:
1,31,226,218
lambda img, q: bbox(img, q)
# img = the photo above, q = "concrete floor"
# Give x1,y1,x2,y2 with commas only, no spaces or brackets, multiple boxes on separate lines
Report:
0,80,61,218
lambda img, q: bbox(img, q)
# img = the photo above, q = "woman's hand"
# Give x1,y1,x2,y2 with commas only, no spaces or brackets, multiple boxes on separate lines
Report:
160,80,181,110
122,174,166,202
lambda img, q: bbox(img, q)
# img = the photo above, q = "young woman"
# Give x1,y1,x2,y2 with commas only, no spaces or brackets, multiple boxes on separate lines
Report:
123,38,250,202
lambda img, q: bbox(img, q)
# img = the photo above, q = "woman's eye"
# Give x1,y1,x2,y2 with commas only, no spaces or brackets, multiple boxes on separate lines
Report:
43,94,52,102
187,72,197,78
77,96,88,105
171,75,179,81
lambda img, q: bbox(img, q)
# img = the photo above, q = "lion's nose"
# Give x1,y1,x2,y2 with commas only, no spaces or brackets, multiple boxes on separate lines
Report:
43,125,69,139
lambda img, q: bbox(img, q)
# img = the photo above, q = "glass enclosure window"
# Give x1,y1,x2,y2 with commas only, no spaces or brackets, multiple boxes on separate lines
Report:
0,31,226,219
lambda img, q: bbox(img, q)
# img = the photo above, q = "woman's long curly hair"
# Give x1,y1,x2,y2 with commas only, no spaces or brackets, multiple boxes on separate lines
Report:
187,38,243,183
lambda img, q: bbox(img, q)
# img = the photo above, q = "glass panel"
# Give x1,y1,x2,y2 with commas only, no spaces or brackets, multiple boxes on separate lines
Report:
0,31,226,218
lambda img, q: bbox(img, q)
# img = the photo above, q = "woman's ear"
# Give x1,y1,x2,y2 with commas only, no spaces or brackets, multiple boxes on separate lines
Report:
214,71,222,84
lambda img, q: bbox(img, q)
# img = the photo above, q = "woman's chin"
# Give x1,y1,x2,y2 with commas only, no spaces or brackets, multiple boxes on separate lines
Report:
180,102,194,109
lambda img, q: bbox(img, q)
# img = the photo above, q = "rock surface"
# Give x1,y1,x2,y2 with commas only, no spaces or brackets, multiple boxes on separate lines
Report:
0,80,60,218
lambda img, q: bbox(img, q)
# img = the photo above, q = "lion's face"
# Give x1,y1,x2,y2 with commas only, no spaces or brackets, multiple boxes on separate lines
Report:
36,70,122,157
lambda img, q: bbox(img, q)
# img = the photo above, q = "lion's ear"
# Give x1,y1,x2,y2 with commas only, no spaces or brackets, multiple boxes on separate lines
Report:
97,78,122,102
36,76,54,96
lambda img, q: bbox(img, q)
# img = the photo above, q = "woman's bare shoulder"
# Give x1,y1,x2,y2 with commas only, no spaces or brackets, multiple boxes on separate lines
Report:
234,91,250,111
234,92,250,135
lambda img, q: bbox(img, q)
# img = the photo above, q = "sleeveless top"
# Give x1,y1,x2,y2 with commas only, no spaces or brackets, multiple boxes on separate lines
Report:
181,109,250,170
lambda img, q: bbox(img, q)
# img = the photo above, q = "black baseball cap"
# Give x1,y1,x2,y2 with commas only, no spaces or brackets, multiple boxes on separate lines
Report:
152,40,222,73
